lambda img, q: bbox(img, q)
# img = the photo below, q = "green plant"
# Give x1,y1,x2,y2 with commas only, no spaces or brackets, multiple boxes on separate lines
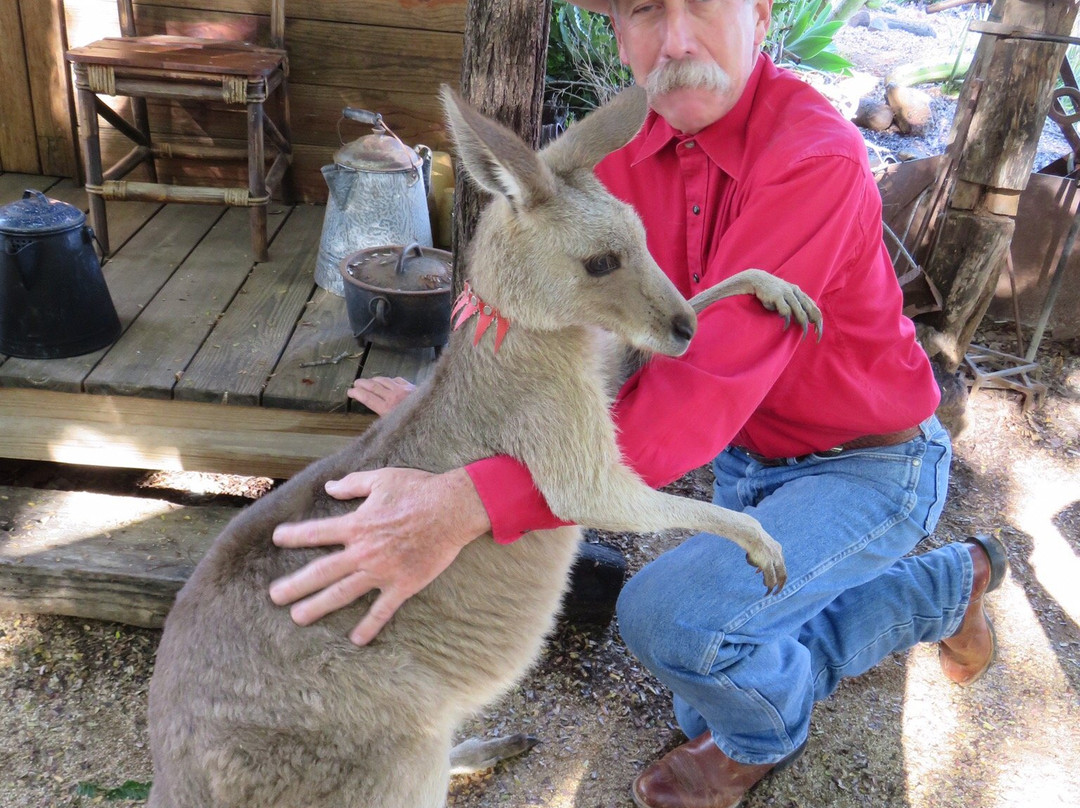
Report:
76,779,152,801
546,1,632,120
768,0,854,74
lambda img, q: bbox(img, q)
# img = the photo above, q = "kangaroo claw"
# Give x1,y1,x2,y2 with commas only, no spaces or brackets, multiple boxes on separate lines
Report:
745,538,787,595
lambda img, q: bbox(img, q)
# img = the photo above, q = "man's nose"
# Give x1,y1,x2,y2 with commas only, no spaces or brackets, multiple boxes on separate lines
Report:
659,3,698,59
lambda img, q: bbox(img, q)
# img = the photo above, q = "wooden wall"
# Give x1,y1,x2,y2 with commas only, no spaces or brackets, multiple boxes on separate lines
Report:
0,0,81,178
4,0,465,202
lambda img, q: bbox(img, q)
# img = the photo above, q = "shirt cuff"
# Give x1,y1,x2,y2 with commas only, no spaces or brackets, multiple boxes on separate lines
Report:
465,456,571,543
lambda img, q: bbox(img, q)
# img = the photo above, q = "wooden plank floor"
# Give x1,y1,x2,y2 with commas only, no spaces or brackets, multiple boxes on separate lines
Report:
0,173,438,478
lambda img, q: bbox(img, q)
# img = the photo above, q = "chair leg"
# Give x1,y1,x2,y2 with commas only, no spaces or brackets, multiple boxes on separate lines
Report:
277,75,295,202
248,101,268,262
131,96,158,183
75,88,111,256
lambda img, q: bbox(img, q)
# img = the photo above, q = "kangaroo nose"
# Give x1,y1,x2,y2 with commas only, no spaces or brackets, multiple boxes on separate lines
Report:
672,312,695,344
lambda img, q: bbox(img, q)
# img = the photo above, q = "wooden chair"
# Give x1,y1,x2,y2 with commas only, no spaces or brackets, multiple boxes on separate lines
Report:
65,0,291,261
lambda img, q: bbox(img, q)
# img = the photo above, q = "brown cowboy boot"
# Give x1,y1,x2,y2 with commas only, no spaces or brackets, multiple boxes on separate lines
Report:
631,731,805,808
939,533,1008,686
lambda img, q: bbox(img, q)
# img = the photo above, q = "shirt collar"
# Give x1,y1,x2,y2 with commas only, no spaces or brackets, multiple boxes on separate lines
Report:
629,53,770,180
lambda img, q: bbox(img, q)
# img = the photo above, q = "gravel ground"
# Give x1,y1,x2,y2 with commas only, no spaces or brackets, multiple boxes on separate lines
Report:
2,6,1079,806
2,326,1079,808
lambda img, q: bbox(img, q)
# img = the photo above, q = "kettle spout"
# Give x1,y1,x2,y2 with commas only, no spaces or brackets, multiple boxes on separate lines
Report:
322,164,352,208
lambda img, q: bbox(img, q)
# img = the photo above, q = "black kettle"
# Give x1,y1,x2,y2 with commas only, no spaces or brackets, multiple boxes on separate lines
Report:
0,190,121,359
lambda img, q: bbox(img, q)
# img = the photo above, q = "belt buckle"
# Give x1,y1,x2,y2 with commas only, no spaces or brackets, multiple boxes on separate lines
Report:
820,446,845,457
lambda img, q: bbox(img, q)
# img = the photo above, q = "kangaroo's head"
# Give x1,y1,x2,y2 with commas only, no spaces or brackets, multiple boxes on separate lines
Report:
441,85,696,357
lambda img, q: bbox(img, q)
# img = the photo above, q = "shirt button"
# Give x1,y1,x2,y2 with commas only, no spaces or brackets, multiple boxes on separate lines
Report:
693,273,700,283
685,140,696,149
692,205,701,215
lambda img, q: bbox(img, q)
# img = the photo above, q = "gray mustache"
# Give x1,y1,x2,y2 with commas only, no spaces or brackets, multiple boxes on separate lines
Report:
645,59,732,96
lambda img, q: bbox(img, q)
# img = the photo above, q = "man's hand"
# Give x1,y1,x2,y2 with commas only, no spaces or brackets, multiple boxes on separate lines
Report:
269,466,490,646
347,376,416,416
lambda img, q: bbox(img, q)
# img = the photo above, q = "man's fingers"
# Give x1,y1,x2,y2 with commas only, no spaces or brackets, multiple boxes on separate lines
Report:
269,547,361,605
348,376,416,416
287,570,374,626
272,511,358,549
324,469,378,501
349,589,407,646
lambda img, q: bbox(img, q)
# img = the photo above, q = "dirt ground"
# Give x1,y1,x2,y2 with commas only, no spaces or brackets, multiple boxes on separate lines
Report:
2,326,1078,808
2,6,1079,807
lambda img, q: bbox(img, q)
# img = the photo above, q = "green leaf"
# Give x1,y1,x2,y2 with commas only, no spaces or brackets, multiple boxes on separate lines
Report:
76,780,153,801
803,51,855,73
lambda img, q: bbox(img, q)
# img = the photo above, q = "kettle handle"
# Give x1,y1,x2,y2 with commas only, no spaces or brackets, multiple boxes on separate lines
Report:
338,108,385,146
3,236,40,290
353,296,391,337
342,108,383,127
395,243,424,275
22,189,50,205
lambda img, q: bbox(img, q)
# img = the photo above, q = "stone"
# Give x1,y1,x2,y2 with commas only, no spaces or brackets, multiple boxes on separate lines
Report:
886,83,933,135
853,97,895,131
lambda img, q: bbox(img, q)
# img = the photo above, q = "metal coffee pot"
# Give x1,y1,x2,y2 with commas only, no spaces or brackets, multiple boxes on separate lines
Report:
0,190,121,359
315,108,433,296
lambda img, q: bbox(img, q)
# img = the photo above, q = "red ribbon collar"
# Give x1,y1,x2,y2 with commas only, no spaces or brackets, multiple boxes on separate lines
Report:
451,281,511,352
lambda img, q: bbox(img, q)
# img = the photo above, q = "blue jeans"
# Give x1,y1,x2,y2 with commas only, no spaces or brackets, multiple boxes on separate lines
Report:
616,416,962,765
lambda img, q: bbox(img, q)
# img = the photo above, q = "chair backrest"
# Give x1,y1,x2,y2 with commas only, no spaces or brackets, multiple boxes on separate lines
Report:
114,0,285,49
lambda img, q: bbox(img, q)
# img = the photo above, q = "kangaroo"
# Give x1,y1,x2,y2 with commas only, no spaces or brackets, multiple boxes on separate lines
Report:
146,85,822,808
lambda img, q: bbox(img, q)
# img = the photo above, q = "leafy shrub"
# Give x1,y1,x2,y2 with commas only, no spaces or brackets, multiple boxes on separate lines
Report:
546,1,632,120
769,0,854,73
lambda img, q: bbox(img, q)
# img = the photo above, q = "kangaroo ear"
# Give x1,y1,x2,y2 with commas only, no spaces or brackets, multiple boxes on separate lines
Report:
440,85,556,208
541,85,648,175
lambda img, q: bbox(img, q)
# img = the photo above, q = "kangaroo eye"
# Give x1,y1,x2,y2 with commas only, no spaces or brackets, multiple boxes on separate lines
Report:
584,253,621,277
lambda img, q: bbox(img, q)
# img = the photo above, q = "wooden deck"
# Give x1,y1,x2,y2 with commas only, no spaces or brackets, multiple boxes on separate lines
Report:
0,172,438,479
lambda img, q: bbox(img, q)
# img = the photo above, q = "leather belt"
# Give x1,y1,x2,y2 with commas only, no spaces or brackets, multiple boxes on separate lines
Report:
735,426,922,467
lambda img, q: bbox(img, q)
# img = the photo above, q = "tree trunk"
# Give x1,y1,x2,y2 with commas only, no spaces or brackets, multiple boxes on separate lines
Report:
451,0,552,294
917,0,1079,368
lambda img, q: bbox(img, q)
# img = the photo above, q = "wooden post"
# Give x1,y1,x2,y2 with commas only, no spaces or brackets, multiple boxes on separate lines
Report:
917,0,1080,368
451,0,552,294
20,0,80,178
0,0,40,172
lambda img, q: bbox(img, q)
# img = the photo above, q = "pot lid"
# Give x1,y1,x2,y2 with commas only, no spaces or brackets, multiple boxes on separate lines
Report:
334,108,422,173
0,189,86,236
342,243,452,294
335,132,422,173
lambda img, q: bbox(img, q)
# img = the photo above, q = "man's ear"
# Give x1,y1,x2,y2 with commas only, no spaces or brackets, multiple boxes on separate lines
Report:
610,7,631,66
753,0,773,49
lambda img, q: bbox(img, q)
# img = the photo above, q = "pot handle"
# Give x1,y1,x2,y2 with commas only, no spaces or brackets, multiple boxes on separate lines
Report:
395,242,424,275
3,237,39,290
354,296,391,336
84,225,107,261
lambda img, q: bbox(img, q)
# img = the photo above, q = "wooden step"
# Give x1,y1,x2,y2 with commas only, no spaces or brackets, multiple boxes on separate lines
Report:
0,484,628,632
0,485,236,628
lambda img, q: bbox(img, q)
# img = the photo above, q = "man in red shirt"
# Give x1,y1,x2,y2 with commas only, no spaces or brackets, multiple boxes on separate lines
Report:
270,1,1007,805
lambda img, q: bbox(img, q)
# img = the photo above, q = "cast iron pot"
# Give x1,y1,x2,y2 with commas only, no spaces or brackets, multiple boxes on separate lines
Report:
340,242,453,350
0,190,121,359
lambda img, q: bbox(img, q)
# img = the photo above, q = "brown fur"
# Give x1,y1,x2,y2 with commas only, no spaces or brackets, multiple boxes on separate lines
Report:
146,85,820,808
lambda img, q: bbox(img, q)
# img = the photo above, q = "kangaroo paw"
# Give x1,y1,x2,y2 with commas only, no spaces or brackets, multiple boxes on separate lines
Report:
449,733,540,776
744,533,788,595
749,272,824,342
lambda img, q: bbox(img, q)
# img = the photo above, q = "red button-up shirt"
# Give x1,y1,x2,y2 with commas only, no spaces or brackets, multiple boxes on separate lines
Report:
466,55,940,543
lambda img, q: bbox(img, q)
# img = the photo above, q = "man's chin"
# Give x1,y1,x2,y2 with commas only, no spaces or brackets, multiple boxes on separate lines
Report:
649,88,734,134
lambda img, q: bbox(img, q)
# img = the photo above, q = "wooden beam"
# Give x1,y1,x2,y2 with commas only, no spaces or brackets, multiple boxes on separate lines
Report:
0,485,234,628
454,0,552,287
0,387,369,478
919,0,1080,365
0,0,40,172
19,0,79,177
131,0,467,34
